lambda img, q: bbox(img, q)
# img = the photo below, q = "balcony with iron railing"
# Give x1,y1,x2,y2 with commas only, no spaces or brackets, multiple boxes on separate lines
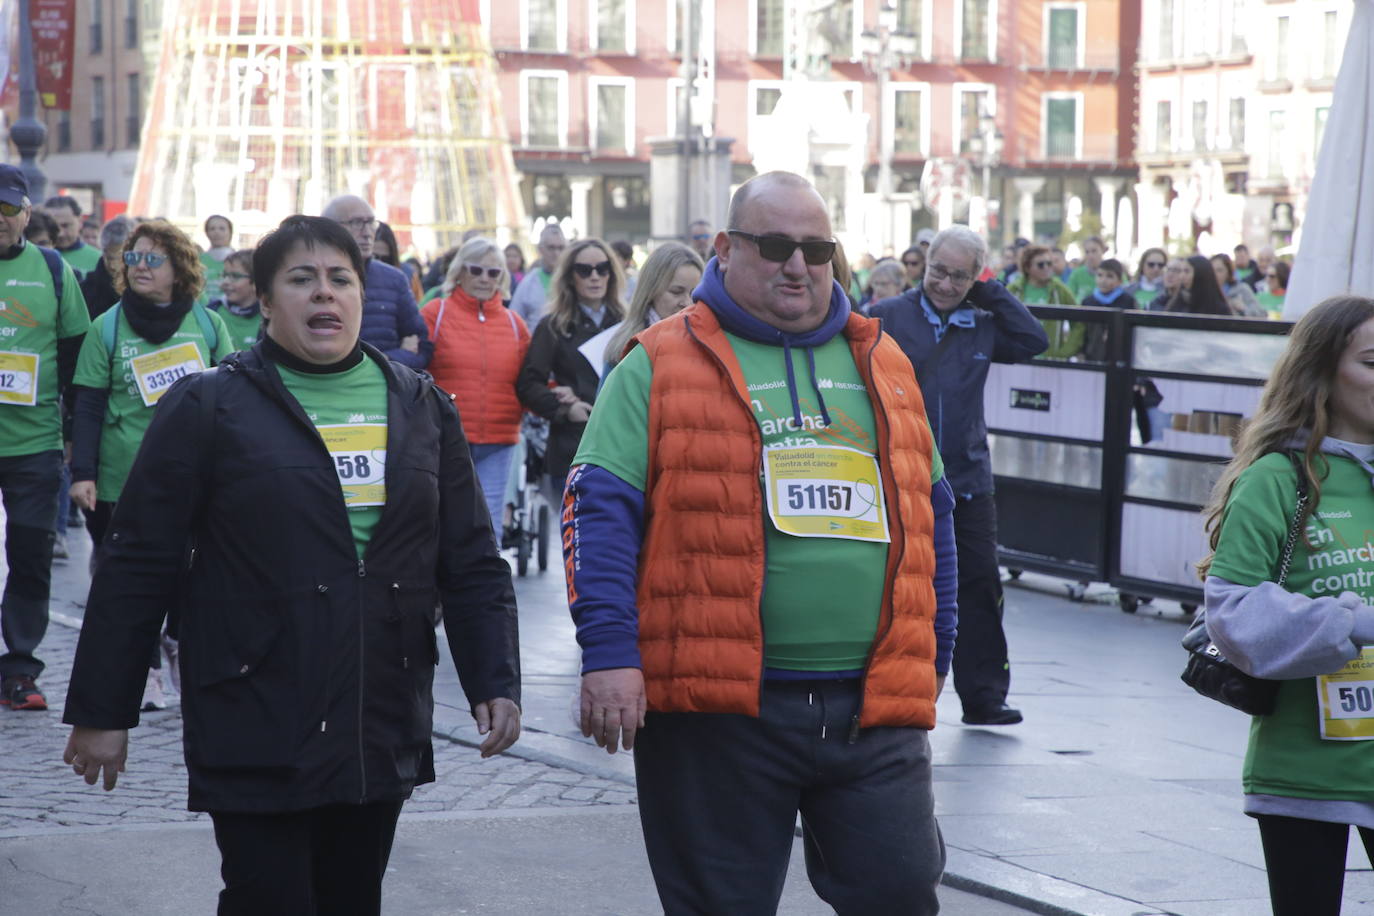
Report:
1034,132,1120,164
1020,45,1121,73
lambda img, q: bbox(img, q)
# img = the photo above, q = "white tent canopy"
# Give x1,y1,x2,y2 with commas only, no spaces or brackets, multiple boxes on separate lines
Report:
1284,0,1374,319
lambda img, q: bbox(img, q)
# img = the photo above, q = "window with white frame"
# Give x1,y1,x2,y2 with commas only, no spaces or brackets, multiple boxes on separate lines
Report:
1321,10,1340,78
955,86,992,155
590,77,633,154
1267,110,1286,177
747,80,785,149
592,0,631,53
1043,94,1079,159
1154,100,1171,153
1191,100,1208,152
755,0,785,57
523,0,563,51
830,0,857,61
668,0,686,55
897,0,924,47
1228,98,1245,149
890,85,926,156
1045,4,1080,69
959,0,993,60
1227,0,1246,54
1158,0,1176,59
665,79,686,137
1274,16,1289,80
521,72,566,147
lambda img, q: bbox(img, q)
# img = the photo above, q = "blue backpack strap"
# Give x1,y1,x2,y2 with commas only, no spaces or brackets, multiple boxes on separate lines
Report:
190,301,220,360
101,303,121,356
37,245,65,304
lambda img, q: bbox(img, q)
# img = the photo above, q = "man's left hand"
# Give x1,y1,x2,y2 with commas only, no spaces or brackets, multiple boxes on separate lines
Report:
473,698,521,758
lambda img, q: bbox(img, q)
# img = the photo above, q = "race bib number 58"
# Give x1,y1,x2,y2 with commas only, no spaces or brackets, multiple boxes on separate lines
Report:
763,445,889,542
319,424,387,508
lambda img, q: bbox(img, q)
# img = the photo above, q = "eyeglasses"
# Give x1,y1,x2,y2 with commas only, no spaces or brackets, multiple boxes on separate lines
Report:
691,233,712,241
926,262,974,286
726,230,837,266
338,217,378,232
571,260,612,278
1165,265,1186,273
123,251,168,268
1144,261,1165,268
466,264,503,279
221,271,250,281
1032,260,1052,269
0,201,24,218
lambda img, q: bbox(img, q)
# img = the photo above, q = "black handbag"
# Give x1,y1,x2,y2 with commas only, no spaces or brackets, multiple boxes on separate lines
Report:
1180,453,1309,715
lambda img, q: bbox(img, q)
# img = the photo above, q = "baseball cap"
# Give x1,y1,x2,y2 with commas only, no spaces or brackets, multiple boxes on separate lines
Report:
915,228,936,245
0,165,30,208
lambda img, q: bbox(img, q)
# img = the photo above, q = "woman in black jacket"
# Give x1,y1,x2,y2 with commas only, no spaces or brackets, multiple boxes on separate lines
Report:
516,237,626,501
61,216,521,916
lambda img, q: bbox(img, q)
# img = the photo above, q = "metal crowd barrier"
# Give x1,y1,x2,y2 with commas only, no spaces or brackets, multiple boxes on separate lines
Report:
985,305,1292,613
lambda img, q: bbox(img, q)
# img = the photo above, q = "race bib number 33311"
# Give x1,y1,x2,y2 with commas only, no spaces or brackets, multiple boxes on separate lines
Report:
319,424,387,508
130,342,206,407
763,445,889,542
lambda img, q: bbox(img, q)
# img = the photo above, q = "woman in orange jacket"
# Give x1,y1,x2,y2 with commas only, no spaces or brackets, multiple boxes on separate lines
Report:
421,237,530,529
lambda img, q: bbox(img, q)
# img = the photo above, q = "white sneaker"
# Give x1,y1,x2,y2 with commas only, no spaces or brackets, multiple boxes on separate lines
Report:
52,535,69,559
161,634,181,694
141,669,168,711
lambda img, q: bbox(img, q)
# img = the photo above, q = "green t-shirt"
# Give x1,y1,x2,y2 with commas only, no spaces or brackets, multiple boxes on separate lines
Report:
1066,265,1097,301
1210,453,1374,801
0,244,91,456
216,309,262,352
1257,291,1285,315
59,243,102,282
1131,286,1159,309
574,333,944,671
276,358,389,558
73,305,232,501
199,252,225,305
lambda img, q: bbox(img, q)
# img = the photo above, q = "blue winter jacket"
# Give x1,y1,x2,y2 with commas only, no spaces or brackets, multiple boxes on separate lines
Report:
869,280,1048,499
362,259,433,370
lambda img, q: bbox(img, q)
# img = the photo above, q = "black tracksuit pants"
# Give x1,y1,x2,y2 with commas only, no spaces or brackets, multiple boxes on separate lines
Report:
951,491,1011,713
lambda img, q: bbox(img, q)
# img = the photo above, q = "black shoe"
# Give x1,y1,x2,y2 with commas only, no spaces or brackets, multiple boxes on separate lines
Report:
0,675,48,711
961,704,1022,725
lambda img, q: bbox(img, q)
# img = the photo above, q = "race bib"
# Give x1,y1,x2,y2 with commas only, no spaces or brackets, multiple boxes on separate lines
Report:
319,424,387,508
0,350,39,406
762,445,889,542
1317,648,1374,740
130,342,206,407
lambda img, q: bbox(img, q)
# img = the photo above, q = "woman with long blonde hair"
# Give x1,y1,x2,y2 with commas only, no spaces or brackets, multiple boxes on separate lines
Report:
604,242,703,371
517,238,625,500
1200,295,1374,915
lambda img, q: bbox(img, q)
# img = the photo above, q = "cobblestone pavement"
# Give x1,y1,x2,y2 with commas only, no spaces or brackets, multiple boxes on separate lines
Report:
0,542,634,836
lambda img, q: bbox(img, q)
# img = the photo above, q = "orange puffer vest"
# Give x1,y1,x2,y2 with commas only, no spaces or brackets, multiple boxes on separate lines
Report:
632,302,939,729
421,289,530,444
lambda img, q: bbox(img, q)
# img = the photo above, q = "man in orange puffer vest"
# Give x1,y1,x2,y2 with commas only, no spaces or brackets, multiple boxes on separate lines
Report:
562,171,958,915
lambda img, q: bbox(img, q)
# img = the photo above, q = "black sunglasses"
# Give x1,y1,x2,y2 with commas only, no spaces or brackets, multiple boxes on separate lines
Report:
727,230,837,266
1032,260,1052,269
1144,260,1165,268
466,263,503,279
572,260,612,278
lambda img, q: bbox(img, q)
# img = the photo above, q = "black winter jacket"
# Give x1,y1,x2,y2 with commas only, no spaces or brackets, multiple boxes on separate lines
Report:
517,307,621,484
869,281,1048,499
64,342,520,813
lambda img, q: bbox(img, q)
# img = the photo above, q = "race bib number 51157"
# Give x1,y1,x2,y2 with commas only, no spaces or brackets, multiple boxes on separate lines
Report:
763,445,889,542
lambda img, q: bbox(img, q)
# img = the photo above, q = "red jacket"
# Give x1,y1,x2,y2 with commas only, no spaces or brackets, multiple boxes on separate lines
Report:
630,303,940,728
421,289,530,445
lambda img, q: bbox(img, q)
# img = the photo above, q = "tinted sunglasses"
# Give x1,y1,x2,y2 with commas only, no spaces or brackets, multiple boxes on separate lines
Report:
1032,260,1052,269
123,251,169,268
691,233,712,241
0,201,24,217
1144,260,1165,268
727,230,837,265
571,260,612,278
466,264,503,279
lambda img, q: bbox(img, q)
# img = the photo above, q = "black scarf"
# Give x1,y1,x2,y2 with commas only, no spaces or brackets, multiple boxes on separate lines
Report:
261,334,364,374
121,288,193,345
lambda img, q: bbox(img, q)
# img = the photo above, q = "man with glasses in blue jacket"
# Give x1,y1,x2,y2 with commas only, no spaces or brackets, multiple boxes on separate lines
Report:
870,226,1048,727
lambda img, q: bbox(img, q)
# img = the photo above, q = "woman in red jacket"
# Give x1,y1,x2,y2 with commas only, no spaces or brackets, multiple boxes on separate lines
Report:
421,237,530,529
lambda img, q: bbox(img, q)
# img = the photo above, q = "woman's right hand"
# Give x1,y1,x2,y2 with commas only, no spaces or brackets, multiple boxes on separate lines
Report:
551,385,578,405
70,480,98,512
567,401,592,423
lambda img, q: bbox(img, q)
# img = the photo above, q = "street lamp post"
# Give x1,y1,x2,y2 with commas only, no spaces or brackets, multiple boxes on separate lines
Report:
12,0,50,201
979,109,1003,240
860,1,917,254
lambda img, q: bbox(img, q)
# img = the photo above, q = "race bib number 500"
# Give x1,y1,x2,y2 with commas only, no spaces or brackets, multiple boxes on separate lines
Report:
130,342,206,407
319,424,387,508
763,445,889,542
